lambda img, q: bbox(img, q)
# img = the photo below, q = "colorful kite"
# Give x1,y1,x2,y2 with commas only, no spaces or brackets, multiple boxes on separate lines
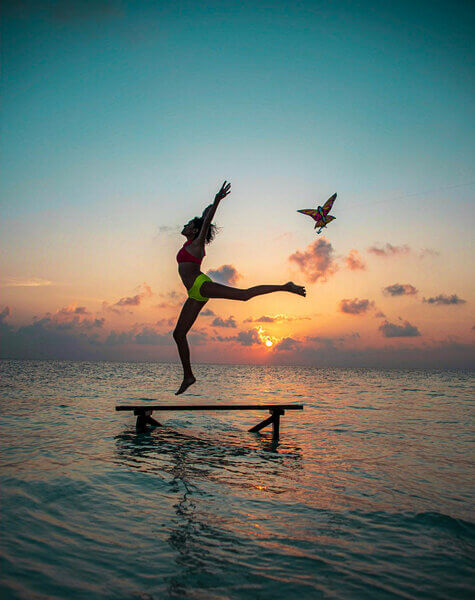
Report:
297,193,337,234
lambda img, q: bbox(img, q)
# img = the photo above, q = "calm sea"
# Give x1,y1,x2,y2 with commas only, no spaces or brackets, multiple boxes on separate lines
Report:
0,360,473,599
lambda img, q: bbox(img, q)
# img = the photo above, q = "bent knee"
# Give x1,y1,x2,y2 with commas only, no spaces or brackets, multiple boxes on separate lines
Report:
173,328,186,341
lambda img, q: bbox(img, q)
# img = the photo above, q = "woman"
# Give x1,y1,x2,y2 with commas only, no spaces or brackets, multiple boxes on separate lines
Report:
174,181,306,395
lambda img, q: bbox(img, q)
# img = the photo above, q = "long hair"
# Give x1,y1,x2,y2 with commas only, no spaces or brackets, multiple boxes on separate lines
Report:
191,217,218,244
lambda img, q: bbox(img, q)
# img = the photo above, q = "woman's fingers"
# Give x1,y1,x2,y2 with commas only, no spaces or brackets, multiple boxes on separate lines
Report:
216,181,231,199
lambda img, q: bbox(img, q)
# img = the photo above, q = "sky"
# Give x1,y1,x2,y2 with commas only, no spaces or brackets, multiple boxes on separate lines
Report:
1,0,474,367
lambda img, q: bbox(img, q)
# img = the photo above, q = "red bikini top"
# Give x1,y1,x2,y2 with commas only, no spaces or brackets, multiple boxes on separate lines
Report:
176,240,204,265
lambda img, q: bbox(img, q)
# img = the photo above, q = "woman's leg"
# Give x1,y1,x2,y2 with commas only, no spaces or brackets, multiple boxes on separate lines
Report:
200,280,306,300
173,298,207,395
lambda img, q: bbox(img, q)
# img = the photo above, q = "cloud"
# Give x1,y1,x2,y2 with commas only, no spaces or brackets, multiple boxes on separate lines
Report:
307,335,344,346
206,265,242,285
235,329,261,346
215,329,261,346
201,309,215,316
419,248,440,259
339,298,375,315
244,314,310,323
212,316,237,328
134,327,170,345
0,307,106,360
423,294,466,305
245,315,275,323
383,283,418,297
0,306,11,321
345,249,366,271
105,325,172,346
116,295,142,307
379,320,421,338
105,282,154,312
274,337,300,351
105,330,135,346
154,289,186,310
2,307,473,368
368,243,410,257
2,277,52,287
188,329,209,345
54,305,92,319
375,311,386,318
32,305,105,329
288,238,338,283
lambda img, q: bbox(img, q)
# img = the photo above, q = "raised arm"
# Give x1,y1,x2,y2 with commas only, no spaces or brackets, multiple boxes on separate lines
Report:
195,181,231,244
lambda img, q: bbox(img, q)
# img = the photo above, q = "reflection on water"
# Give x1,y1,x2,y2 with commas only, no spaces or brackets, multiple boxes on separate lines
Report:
114,426,305,598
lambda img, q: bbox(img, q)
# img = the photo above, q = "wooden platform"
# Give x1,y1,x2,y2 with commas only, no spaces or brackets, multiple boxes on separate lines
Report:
115,404,304,439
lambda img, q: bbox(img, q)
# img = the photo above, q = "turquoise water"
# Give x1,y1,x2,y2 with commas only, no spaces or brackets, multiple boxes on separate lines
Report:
0,360,473,599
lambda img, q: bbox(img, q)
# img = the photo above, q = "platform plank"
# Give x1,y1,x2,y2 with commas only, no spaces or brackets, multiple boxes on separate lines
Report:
116,404,303,412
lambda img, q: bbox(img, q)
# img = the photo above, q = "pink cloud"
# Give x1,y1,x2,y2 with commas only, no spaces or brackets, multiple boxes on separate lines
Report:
206,265,242,286
105,283,155,313
288,238,338,283
345,249,366,271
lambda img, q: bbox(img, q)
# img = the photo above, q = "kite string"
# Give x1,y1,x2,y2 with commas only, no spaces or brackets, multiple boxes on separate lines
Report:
348,180,475,209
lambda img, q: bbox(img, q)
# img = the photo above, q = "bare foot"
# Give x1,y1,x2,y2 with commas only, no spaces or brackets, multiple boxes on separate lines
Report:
285,282,306,297
175,375,196,395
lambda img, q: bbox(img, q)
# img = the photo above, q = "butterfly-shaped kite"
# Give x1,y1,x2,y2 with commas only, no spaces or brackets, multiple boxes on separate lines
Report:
297,193,337,234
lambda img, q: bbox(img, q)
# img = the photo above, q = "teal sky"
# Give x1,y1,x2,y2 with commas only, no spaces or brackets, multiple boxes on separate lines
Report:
2,0,474,211
1,0,474,366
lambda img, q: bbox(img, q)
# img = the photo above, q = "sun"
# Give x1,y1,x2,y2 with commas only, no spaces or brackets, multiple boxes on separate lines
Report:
256,327,278,349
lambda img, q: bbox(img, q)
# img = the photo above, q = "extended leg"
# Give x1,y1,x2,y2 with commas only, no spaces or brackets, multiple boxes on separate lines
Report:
200,281,305,300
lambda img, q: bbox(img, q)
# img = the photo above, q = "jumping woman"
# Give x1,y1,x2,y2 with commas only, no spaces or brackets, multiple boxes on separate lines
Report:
174,181,306,395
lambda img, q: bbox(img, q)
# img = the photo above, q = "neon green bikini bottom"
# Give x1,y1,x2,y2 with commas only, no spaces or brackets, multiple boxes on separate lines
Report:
188,273,211,302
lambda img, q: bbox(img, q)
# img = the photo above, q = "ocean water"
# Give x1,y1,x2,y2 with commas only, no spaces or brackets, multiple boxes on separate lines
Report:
0,360,473,600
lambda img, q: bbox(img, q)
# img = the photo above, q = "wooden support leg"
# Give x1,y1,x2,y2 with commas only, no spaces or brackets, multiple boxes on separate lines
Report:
249,414,274,433
134,409,162,432
136,413,146,432
271,408,284,440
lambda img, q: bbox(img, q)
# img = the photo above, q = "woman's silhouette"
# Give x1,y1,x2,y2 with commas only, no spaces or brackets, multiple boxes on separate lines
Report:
174,181,306,395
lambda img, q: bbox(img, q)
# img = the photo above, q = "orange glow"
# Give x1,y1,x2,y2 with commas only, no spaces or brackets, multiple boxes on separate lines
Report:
256,326,279,350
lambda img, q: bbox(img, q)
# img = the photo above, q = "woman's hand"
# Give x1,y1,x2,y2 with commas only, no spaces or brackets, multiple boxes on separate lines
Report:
214,180,231,204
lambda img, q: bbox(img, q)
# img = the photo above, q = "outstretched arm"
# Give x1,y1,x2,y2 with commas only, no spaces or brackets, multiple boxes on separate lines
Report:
195,181,231,244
